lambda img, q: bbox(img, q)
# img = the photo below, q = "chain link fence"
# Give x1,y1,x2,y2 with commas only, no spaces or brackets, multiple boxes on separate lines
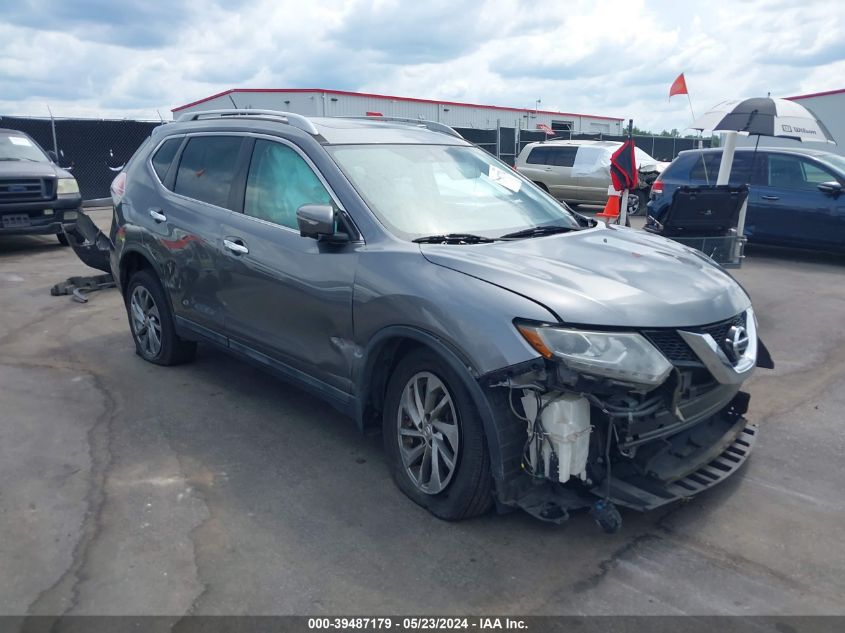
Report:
0,115,710,200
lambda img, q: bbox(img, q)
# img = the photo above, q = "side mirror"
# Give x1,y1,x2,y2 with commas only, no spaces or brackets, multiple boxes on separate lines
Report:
296,204,349,244
817,181,843,197
47,150,58,163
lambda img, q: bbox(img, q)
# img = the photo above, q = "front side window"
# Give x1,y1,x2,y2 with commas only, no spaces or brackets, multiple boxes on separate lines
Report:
244,140,332,229
328,144,579,241
765,154,831,190
174,136,244,209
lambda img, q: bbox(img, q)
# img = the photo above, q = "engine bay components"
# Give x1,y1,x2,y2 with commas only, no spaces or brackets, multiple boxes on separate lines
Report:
521,391,591,483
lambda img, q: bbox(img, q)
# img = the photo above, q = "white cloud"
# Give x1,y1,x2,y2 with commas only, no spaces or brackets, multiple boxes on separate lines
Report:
0,0,842,132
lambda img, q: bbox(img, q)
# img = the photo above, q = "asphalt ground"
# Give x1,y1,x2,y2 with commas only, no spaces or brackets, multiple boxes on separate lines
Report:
1,209,844,616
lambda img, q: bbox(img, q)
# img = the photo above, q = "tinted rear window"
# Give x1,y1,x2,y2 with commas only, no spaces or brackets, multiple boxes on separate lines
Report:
174,136,243,209
151,138,182,183
526,145,577,167
676,152,757,185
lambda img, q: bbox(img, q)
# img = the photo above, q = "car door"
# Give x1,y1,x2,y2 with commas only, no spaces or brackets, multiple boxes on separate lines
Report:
574,145,612,203
149,134,248,340
218,137,360,394
749,152,843,248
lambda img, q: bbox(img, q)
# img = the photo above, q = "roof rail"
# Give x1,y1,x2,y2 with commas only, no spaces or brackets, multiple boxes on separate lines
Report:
345,116,464,139
175,109,320,135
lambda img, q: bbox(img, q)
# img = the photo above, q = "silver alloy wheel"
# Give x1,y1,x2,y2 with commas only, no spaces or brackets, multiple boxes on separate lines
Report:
397,371,460,495
130,285,163,358
627,192,641,215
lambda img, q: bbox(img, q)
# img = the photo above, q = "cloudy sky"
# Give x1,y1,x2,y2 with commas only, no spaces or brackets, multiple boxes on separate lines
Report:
1,0,843,132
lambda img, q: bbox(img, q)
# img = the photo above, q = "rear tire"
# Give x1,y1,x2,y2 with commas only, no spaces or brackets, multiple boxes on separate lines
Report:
383,349,493,520
126,269,196,366
57,232,70,246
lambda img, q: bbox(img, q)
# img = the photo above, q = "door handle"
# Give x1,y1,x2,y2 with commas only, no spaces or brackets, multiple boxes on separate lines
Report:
223,238,249,255
149,208,167,223
761,195,780,201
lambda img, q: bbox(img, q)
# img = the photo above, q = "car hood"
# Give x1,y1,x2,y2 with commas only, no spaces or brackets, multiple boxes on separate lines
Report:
420,226,750,328
0,160,62,178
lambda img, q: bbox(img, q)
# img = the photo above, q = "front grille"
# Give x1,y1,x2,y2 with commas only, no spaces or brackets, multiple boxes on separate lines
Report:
644,312,747,364
0,178,53,203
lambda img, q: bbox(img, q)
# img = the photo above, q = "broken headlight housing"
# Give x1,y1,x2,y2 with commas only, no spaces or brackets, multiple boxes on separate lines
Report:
517,323,673,388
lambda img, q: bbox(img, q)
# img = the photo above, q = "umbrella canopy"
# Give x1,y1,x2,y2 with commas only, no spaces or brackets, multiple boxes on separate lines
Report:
690,97,836,144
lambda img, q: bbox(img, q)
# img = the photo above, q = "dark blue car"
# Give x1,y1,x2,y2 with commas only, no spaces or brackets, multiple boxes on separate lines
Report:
646,147,845,252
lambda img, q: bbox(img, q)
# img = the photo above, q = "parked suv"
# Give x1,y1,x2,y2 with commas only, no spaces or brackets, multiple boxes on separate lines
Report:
0,129,81,244
514,139,667,215
647,147,845,251
90,110,771,530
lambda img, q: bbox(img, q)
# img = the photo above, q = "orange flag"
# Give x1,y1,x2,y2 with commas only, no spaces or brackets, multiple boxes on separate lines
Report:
669,73,688,98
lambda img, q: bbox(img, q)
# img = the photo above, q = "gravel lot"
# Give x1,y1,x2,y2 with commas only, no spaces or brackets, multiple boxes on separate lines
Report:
1,208,844,616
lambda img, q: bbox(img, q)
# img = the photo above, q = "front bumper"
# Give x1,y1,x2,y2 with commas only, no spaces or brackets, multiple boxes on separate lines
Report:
1,199,81,236
64,209,114,274
599,410,757,511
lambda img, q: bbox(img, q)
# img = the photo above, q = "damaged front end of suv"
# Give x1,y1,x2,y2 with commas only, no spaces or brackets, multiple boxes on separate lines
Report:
484,308,772,532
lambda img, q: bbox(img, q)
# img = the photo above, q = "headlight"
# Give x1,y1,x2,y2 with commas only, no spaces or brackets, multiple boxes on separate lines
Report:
517,323,673,387
57,177,79,195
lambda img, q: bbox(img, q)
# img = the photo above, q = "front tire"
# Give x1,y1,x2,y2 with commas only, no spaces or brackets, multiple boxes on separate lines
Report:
126,269,196,366
383,349,493,520
57,232,70,246
627,189,648,216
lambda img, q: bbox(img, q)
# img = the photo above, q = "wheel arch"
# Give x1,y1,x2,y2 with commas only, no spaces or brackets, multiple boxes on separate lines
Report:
355,326,509,483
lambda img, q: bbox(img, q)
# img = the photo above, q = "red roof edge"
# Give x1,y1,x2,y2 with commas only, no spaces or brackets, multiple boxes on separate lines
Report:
787,87,845,101
171,88,625,121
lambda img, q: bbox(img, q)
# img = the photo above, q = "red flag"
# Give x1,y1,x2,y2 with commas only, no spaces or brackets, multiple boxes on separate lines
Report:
536,123,556,136
609,138,638,192
669,73,688,98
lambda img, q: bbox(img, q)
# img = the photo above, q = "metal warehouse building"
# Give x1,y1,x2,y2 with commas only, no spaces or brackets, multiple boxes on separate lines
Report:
171,88,624,135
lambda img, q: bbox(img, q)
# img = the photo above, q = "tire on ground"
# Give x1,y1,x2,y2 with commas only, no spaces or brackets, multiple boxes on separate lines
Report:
125,269,197,366
382,348,493,520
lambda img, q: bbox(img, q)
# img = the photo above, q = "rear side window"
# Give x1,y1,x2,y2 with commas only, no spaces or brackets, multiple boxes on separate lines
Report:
687,153,756,185
244,140,332,230
527,146,552,165
174,136,244,209
549,146,578,167
151,138,181,183
526,146,577,166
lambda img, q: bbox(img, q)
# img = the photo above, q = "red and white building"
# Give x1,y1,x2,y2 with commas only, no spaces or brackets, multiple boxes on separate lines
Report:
171,88,624,135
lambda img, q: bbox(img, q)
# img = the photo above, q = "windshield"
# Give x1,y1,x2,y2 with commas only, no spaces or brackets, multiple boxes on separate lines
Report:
328,144,580,240
0,133,49,162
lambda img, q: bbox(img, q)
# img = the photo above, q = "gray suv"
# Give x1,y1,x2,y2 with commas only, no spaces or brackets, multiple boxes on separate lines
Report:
97,110,771,531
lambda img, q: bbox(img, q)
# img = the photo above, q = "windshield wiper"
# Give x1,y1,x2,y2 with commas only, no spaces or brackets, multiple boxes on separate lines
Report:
499,225,578,239
412,233,496,244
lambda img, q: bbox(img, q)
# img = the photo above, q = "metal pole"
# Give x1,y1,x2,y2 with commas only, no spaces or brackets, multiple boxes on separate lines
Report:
717,131,737,185
619,119,633,227
514,119,519,161
46,105,58,157
495,119,501,160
